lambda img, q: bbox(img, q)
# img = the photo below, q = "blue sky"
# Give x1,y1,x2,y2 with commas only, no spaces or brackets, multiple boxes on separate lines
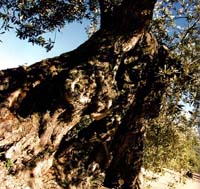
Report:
0,22,88,70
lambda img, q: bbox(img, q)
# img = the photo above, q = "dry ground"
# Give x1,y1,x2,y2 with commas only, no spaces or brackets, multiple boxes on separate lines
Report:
143,169,200,189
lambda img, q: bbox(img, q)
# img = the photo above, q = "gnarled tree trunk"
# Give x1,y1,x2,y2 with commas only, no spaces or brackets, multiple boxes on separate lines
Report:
0,1,173,188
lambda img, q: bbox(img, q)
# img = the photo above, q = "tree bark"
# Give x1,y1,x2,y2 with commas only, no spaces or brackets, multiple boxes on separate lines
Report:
0,1,173,188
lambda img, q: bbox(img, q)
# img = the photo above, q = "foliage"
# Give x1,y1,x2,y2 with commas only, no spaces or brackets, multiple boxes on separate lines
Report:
0,0,99,50
144,100,200,173
143,0,200,173
153,0,200,115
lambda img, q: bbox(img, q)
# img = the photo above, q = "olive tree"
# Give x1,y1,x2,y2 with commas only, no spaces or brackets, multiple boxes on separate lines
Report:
0,0,199,188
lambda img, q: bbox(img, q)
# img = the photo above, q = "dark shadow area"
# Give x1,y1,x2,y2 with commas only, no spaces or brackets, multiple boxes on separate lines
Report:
53,117,113,188
16,74,70,118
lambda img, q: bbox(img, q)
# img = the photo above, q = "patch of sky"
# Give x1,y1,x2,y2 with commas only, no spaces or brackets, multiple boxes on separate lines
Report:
0,20,89,70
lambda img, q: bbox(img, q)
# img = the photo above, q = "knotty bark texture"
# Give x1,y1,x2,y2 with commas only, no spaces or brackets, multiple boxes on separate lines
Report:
0,1,175,188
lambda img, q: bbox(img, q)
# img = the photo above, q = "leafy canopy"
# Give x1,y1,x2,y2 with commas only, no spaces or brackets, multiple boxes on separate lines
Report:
0,0,99,50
